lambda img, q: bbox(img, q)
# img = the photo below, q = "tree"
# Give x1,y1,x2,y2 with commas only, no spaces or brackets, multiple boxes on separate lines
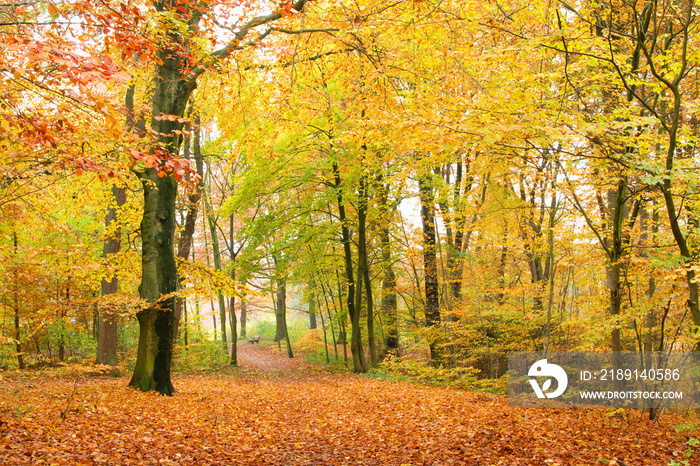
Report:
96,184,126,366
128,0,310,394
419,170,441,364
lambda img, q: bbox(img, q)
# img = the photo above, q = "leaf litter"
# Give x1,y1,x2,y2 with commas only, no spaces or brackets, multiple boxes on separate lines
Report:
0,344,694,465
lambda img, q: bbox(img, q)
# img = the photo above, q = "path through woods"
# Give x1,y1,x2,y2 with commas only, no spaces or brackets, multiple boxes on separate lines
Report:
0,344,692,465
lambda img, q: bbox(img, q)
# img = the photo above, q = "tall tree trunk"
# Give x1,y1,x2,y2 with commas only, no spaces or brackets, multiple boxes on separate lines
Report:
183,299,188,348
96,184,126,365
450,160,466,300
319,277,339,360
419,172,441,364
272,256,293,358
129,33,197,394
308,280,318,330
14,298,22,369
333,163,366,372
378,181,398,354
13,229,24,369
606,179,630,392
59,282,68,362
202,212,217,340
358,175,377,368
207,213,228,348
229,295,238,365
173,114,204,342
274,270,287,343
228,214,237,365
240,293,247,338
317,291,330,363
335,271,348,362
130,168,182,395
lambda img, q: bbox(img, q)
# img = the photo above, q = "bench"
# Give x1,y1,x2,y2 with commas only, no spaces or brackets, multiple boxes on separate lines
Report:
248,335,260,344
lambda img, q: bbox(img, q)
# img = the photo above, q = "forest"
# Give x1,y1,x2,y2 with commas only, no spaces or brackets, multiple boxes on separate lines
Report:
2,0,700,464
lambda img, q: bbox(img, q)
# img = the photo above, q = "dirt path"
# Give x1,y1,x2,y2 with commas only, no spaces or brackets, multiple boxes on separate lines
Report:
234,341,310,373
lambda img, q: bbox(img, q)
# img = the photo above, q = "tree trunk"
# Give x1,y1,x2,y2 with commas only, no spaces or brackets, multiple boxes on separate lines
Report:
229,295,238,365
183,299,188,348
173,114,204,342
96,184,126,365
272,256,293,358
317,292,330,363
378,182,398,353
240,293,247,338
275,274,287,342
13,229,23,369
419,172,441,364
59,283,68,362
129,36,196,394
606,180,629,392
309,280,318,330
228,214,237,365
358,175,377,368
207,212,228,348
202,213,217,340
319,277,339,360
130,169,181,395
333,163,366,372
335,271,348,362
14,299,22,369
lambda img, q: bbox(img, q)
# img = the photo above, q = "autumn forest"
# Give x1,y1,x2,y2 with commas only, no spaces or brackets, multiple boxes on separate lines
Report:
2,0,700,464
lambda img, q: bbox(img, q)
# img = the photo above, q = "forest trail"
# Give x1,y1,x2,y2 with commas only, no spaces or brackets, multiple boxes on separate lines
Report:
234,340,314,375
0,348,693,465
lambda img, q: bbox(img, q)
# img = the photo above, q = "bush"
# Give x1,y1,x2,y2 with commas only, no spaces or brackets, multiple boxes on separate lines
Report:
45,321,96,362
295,329,324,355
173,341,230,372
373,354,506,392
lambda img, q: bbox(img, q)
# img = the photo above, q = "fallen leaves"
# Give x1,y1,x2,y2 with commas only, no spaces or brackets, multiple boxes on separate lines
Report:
0,345,693,465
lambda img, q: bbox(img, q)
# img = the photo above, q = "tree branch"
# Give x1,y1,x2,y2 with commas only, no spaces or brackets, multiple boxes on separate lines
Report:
274,27,339,34
187,0,310,83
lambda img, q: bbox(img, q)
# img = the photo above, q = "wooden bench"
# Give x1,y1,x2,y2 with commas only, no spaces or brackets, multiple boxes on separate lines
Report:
248,335,260,344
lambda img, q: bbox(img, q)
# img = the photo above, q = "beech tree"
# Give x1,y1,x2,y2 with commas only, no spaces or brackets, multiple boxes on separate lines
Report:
126,0,310,394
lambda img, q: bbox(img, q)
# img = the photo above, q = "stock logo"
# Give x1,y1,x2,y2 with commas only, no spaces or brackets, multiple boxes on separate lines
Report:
528,359,568,399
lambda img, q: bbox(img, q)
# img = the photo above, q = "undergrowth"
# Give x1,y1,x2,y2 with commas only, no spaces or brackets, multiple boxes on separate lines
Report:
365,354,507,394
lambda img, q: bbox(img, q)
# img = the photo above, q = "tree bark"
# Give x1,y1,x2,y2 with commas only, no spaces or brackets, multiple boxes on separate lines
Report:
207,210,228,348
419,172,441,364
173,114,204,342
605,179,632,392
274,270,287,343
96,184,126,365
333,162,366,372
309,280,318,330
228,214,237,365
229,295,238,365
130,168,181,395
240,293,247,338
357,175,377,368
129,30,197,394
13,229,24,369
378,181,398,353
272,255,293,358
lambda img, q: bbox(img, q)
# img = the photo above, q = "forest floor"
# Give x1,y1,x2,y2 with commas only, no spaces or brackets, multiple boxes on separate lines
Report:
0,344,697,465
